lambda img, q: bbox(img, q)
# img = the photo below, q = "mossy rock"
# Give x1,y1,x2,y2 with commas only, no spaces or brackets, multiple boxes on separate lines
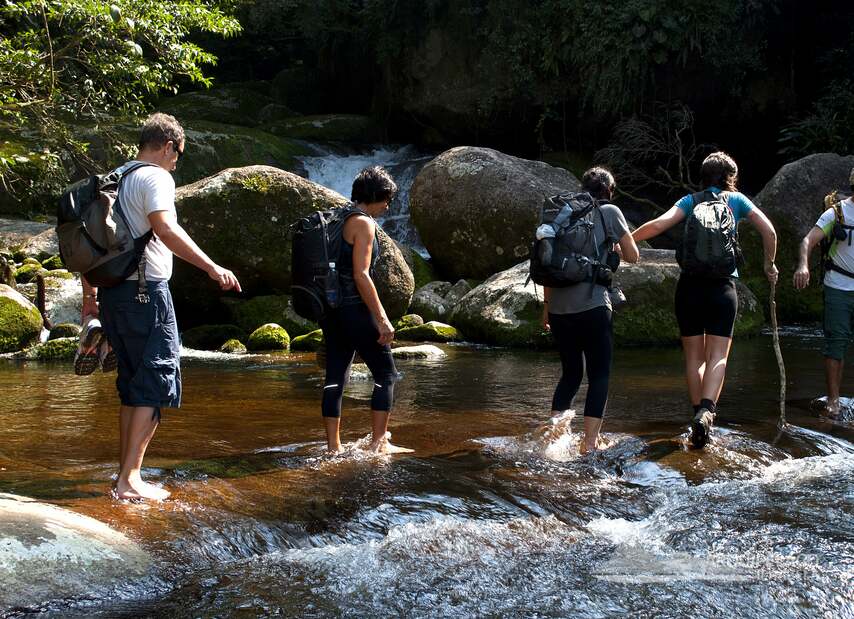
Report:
181,324,245,351
0,284,43,352
22,258,41,267
394,314,424,330
41,255,63,270
247,323,290,351
44,269,73,280
267,114,380,143
401,247,438,290
396,321,460,343
291,329,324,351
48,323,81,340
13,264,42,283
172,120,310,187
225,295,317,337
219,339,247,354
158,85,274,128
31,337,78,361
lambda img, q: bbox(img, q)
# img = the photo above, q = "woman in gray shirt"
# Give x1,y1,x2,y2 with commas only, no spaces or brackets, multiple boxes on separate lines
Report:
542,167,639,454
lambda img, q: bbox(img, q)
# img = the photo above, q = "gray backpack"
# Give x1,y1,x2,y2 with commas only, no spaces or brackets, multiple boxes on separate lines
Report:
676,190,741,278
529,192,614,289
56,162,155,296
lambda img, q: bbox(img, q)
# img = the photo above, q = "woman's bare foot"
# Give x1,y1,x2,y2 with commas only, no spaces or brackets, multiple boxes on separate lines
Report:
580,436,611,455
368,436,414,454
115,476,170,501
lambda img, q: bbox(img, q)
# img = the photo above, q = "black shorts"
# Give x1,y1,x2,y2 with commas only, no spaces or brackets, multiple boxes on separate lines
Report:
674,275,738,338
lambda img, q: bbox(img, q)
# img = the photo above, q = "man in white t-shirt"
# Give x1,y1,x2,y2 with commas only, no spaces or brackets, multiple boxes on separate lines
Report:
794,168,854,418
81,113,241,500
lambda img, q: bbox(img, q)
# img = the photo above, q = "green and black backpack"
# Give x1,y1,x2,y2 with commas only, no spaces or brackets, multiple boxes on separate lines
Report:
676,190,743,278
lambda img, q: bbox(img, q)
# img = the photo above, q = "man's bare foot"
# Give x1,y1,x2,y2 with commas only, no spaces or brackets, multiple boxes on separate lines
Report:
115,478,170,501
326,444,344,455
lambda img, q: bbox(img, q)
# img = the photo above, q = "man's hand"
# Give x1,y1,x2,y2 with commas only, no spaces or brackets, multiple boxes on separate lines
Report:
765,260,779,286
793,264,811,290
377,316,395,345
207,264,242,292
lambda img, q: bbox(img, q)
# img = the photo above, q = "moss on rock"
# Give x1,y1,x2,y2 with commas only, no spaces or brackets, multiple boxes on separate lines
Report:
181,324,245,351
247,323,290,351
44,269,73,280
267,114,380,143
48,323,81,340
32,337,78,360
396,321,461,342
291,329,324,351
0,284,43,352
41,255,63,270
219,339,247,354
394,314,424,330
158,85,274,128
13,263,41,283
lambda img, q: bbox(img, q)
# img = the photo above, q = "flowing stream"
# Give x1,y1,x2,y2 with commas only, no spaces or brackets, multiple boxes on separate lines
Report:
298,145,434,254
1,329,852,617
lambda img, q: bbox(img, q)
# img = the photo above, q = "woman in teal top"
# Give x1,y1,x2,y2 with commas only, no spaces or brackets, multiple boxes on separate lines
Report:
632,152,779,448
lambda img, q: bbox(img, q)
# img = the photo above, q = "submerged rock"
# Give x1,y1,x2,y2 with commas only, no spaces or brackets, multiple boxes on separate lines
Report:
397,320,461,343
391,344,446,359
410,146,580,280
0,493,149,611
247,323,290,351
0,284,42,353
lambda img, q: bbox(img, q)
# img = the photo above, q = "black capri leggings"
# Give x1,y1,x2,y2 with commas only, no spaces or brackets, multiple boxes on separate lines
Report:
674,275,738,338
549,306,613,419
320,303,397,418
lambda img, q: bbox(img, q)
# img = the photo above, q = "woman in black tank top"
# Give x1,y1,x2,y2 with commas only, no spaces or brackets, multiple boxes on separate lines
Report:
319,166,413,455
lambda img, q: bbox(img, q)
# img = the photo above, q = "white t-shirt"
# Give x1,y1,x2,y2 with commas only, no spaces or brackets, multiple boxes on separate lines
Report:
816,197,854,292
117,161,176,281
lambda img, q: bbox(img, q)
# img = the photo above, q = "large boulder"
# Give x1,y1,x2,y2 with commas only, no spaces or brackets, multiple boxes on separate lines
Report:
0,284,42,353
223,294,317,337
0,218,54,256
0,493,149,611
409,147,580,280
267,114,380,143
612,249,764,344
449,261,549,347
157,83,275,128
17,272,81,327
449,250,764,348
740,153,854,322
172,166,414,322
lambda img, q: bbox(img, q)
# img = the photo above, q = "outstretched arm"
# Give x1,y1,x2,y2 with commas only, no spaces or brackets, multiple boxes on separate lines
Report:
793,227,826,289
746,208,778,285
617,231,639,264
632,205,685,243
148,210,241,292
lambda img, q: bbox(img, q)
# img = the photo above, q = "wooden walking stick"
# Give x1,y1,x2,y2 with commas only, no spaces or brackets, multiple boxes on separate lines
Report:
769,283,787,428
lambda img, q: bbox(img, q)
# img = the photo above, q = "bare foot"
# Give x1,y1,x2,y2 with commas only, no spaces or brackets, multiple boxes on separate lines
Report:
368,438,414,454
115,478,170,501
579,436,611,455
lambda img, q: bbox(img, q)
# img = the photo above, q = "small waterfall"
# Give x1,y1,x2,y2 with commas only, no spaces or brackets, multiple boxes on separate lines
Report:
298,145,433,255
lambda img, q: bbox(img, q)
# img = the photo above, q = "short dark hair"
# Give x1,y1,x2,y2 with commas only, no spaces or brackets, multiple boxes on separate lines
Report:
351,166,397,204
581,166,615,200
701,151,738,192
139,112,184,150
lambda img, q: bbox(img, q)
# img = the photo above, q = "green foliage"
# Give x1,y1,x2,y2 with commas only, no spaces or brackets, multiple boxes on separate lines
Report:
779,79,854,158
0,0,240,203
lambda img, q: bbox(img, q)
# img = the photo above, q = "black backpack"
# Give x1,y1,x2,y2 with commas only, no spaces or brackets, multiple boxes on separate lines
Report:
290,204,365,321
676,190,742,278
529,192,615,289
56,162,155,289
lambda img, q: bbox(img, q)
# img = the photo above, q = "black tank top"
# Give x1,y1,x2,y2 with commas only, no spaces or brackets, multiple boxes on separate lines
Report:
338,213,380,306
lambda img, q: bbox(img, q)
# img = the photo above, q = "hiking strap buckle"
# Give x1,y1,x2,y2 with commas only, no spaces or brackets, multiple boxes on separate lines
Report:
135,254,150,304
